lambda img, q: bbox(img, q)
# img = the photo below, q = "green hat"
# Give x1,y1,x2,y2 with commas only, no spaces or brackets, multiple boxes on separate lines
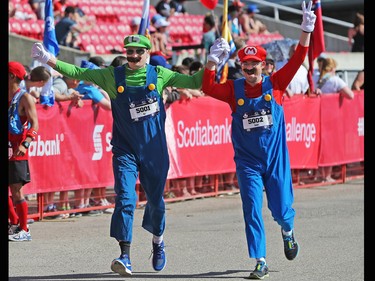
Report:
124,35,152,49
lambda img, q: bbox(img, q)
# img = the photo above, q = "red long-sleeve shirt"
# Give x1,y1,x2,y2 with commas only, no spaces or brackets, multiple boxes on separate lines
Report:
202,44,308,112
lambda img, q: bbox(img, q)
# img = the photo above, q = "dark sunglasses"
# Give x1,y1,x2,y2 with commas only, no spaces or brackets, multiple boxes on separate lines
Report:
126,48,146,55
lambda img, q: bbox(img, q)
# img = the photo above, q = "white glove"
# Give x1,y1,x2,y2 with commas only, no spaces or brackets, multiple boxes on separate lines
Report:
31,42,51,64
207,38,231,64
300,1,316,33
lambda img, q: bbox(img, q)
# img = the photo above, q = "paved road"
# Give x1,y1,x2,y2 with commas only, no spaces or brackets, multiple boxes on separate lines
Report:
8,178,364,281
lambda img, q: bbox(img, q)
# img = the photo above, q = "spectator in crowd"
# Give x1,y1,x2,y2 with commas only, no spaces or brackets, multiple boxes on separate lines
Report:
21,66,52,102
53,0,67,22
53,75,84,107
347,12,364,52
149,53,173,69
227,3,244,40
282,43,310,98
170,0,187,15
32,33,204,276
201,13,218,63
129,16,141,35
29,0,45,20
155,0,173,19
262,54,276,76
313,57,354,183
181,56,194,68
201,2,316,278
351,69,364,90
8,61,39,241
55,5,94,49
313,57,354,99
239,4,270,37
150,16,173,58
110,55,128,67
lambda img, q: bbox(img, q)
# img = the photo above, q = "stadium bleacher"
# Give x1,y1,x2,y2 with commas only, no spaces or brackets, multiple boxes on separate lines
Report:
9,0,286,55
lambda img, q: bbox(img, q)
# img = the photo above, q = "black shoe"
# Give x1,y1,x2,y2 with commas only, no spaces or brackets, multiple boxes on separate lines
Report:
282,229,299,260
248,261,269,279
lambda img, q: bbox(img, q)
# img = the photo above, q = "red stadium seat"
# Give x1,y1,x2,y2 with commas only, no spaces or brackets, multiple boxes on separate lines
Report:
79,33,91,45
30,21,42,40
95,44,106,54
104,43,115,54
9,18,22,35
90,33,100,45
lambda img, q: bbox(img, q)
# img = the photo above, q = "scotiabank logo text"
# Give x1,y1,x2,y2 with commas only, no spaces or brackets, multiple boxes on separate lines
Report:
29,134,62,156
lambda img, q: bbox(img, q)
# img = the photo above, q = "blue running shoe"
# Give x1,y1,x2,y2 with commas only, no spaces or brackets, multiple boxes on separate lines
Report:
152,241,167,271
282,229,299,261
248,261,269,279
111,254,132,276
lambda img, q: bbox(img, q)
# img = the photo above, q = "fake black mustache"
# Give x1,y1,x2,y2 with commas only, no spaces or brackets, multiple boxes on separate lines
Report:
243,68,256,75
127,57,142,63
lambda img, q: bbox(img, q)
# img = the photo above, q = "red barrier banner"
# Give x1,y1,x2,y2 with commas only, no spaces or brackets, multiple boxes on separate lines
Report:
284,95,321,169
166,96,235,178
26,101,114,194
319,90,364,165
23,91,364,194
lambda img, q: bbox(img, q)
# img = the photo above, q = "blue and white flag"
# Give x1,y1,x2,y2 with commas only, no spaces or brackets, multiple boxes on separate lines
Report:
39,0,60,106
138,0,150,38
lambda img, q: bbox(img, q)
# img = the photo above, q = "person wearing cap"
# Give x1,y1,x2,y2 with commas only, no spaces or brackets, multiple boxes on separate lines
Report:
202,1,316,279
129,16,141,34
151,16,173,58
239,3,270,36
8,61,39,242
31,33,204,277
262,54,275,76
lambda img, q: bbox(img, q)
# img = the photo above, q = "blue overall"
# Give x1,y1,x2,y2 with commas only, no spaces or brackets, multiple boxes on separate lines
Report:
110,65,169,242
232,76,295,259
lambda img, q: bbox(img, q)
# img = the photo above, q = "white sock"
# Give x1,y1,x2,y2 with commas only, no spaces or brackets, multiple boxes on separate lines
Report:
153,235,163,244
256,257,266,264
282,229,293,236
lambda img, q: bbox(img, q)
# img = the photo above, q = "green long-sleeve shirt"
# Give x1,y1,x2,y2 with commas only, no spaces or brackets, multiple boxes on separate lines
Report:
54,61,204,99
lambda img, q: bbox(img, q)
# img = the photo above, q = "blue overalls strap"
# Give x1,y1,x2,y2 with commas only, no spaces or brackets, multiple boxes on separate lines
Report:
233,77,246,99
114,65,126,89
261,75,273,94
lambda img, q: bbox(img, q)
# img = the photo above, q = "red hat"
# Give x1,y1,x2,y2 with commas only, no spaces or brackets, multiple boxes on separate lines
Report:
238,46,267,62
232,0,245,7
9,61,27,80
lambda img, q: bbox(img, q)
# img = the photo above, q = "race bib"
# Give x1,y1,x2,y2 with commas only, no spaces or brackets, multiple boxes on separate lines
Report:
129,98,160,121
242,109,273,131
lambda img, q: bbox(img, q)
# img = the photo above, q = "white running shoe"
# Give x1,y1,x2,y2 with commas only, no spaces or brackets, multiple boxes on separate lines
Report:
9,228,32,242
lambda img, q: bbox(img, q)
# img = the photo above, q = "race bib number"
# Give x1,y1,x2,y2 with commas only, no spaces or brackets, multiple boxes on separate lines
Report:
129,99,160,121
242,110,273,130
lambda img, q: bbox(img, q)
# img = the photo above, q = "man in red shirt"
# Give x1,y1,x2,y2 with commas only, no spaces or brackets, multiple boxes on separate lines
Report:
8,61,39,242
202,1,316,279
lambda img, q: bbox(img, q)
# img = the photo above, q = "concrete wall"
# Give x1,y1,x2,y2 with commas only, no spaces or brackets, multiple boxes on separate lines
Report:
9,33,91,67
